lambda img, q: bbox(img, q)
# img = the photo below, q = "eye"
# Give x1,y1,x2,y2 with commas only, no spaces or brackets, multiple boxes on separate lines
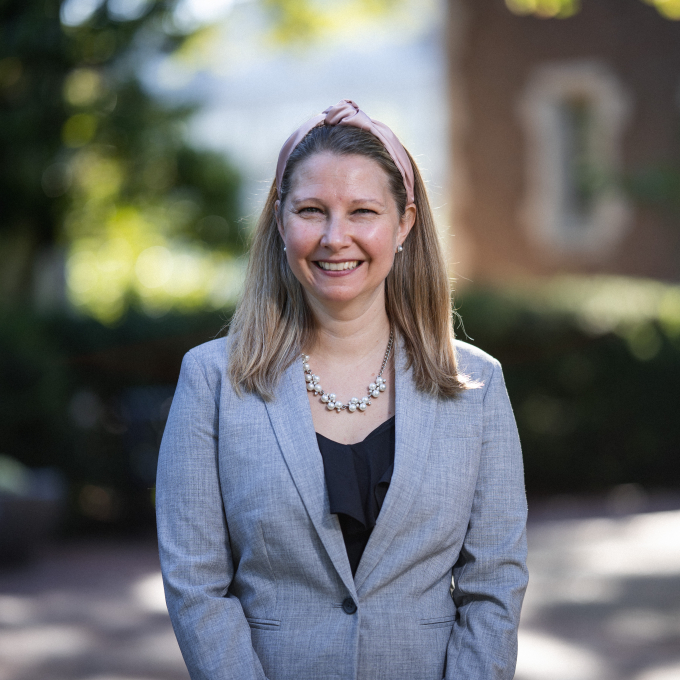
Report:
296,206,323,215
354,208,376,215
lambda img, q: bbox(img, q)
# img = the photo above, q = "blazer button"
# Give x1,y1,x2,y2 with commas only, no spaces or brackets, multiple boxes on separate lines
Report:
342,597,357,615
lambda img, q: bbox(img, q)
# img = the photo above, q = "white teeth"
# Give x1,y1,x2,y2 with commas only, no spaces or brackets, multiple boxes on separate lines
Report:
318,261,359,271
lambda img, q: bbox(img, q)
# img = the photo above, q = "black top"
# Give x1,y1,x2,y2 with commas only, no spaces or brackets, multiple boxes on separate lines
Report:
316,416,395,577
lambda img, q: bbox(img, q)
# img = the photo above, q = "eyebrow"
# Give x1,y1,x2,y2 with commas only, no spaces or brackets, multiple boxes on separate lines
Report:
290,197,385,207
348,198,385,207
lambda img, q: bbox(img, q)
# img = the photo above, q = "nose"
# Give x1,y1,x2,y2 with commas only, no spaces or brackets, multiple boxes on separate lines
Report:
319,212,351,251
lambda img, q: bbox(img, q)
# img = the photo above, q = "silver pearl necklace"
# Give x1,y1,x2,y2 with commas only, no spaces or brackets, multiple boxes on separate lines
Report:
302,327,394,413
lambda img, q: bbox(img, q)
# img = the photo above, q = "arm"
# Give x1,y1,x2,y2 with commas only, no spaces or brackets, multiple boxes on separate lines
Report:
156,351,268,680
445,359,529,680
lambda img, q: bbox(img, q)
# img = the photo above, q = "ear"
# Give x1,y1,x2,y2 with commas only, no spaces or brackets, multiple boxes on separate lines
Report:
396,202,416,248
275,199,284,239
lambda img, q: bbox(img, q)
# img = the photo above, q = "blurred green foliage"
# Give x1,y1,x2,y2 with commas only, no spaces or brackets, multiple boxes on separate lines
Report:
1,0,412,323
1,277,679,534
506,0,680,20
505,0,581,18
0,0,243,322
262,0,407,43
624,165,680,217
457,277,680,496
0,304,226,533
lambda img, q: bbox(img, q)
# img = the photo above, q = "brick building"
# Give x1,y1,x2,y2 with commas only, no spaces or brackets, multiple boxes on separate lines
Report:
448,0,680,283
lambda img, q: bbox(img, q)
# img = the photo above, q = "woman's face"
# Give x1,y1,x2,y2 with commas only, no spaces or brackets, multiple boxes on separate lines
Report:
276,152,415,314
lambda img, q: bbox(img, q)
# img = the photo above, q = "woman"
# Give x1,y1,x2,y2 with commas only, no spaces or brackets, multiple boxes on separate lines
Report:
156,100,528,680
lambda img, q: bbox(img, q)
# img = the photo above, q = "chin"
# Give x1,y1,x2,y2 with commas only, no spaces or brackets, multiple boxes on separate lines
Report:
314,283,383,306
317,290,364,305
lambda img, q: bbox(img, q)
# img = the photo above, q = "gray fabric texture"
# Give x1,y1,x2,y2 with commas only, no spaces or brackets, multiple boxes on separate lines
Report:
156,335,528,680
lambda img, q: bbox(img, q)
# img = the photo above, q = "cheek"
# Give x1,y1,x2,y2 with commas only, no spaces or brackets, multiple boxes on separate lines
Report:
285,222,317,253
363,227,397,261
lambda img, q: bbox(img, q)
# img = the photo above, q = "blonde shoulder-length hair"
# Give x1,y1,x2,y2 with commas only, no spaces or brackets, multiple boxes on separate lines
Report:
227,124,470,400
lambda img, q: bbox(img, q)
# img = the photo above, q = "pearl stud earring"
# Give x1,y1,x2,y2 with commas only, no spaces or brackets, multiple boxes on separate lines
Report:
397,245,403,253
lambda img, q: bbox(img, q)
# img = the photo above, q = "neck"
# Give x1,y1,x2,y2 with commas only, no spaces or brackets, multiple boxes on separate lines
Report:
305,287,391,364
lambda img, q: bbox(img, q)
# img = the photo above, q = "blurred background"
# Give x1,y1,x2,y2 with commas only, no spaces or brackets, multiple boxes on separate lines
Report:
1,0,679,678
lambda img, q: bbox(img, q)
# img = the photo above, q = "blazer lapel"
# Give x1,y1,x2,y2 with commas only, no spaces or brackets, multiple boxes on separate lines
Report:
354,341,438,592
264,360,357,600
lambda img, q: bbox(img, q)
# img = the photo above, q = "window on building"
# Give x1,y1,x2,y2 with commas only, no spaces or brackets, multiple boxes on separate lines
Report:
559,96,596,228
518,61,632,257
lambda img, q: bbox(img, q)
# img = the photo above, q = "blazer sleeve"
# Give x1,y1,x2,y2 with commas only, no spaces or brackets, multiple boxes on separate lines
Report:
445,358,529,680
156,351,269,680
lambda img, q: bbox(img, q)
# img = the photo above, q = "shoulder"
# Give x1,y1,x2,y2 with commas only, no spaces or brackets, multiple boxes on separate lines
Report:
453,338,501,385
179,335,233,392
452,340,517,421
185,334,232,368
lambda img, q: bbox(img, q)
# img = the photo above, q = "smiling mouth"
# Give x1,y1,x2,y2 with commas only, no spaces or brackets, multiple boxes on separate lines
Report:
315,260,362,271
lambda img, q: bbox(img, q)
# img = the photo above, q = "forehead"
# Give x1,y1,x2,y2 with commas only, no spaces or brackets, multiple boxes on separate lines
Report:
288,152,391,197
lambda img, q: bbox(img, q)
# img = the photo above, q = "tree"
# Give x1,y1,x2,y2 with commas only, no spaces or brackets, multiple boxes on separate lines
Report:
505,0,680,20
0,0,242,321
0,0,409,322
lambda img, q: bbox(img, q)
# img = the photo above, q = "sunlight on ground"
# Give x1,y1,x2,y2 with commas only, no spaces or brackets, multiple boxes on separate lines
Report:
635,662,680,680
517,509,680,680
78,676,162,680
0,625,91,663
578,510,680,576
517,630,608,680
0,596,35,626
0,509,678,679
132,572,168,614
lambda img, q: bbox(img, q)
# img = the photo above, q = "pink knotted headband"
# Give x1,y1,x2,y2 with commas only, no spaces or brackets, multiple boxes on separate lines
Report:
275,99,415,205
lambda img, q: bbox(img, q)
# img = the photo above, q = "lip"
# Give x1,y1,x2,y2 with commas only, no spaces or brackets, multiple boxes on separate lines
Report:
313,260,363,276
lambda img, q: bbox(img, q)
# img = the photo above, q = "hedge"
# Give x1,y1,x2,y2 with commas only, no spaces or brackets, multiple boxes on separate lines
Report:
456,277,680,496
1,275,678,533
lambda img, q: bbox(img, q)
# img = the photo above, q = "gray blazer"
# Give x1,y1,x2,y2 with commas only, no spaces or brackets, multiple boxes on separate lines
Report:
156,336,528,680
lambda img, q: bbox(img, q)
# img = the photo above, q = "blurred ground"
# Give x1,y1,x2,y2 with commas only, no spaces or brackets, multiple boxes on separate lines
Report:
517,494,680,680
0,496,679,680
0,539,188,680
